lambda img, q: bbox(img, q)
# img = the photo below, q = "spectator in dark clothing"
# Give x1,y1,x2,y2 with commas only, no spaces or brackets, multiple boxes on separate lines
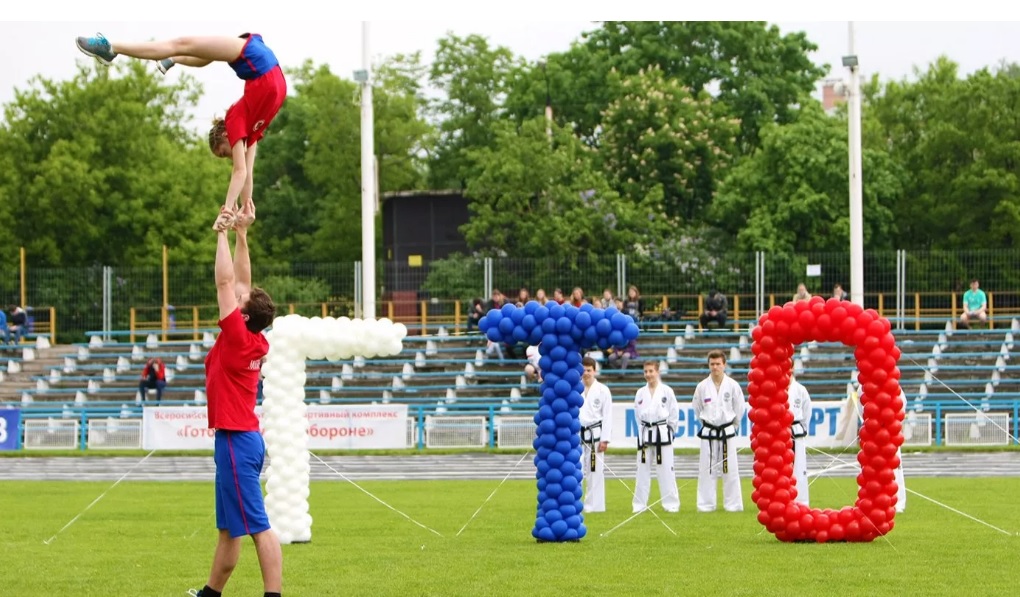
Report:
700,290,728,329
624,285,644,321
139,357,168,402
467,298,485,333
8,306,27,344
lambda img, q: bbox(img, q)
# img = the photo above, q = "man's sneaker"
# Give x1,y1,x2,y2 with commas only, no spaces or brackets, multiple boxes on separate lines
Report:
156,58,175,75
186,590,202,597
75,33,118,66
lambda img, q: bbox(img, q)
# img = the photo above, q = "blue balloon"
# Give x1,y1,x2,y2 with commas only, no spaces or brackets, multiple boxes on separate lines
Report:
532,527,541,540
551,520,569,539
563,528,579,541
562,474,579,492
537,447,551,460
557,491,575,506
566,350,582,367
539,342,554,356
479,316,490,332
555,316,572,334
498,317,515,336
569,435,581,448
545,508,563,523
561,460,577,476
512,326,529,342
549,304,565,320
486,309,503,323
557,333,574,348
572,486,584,500
574,500,585,513
567,448,581,463
569,326,584,342
608,330,624,347
546,482,562,498
538,477,548,491
543,373,560,389
548,451,565,468
501,303,516,317
564,369,581,385
590,308,605,322
611,312,629,330
577,524,587,539
524,300,539,314
536,459,550,476
573,469,584,483
546,469,563,484
528,327,544,345
541,318,557,334
554,412,573,427
595,318,613,336
568,406,580,419
541,499,559,513
552,360,568,376
551,346,568,362
538,527,555,541
566,391,583,409
534,306,550,322
582,326,599,345
541,433,557,449
486,328,502,342
596,337,610,350
569,419,581,434
554,380,572,398
560,505,578,518
574,311,591,330
541,333,558,348
555,440,573,455
538,405,554,421
539,356,553,371
623,322,640,341
531,437,541,450
566,515,582,530
537,491,547,506
551,398,569,414
510,308,525,324
579,302,594,313
521,314,537,332
604,305,619,318
555,426,573,441
538,419,555,435
564,306,578,322
534,516,549,529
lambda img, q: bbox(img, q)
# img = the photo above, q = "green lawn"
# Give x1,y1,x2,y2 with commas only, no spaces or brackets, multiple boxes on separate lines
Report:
3,477,1018,596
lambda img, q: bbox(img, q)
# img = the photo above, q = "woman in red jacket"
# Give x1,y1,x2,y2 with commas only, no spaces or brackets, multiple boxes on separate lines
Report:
139,357,167,403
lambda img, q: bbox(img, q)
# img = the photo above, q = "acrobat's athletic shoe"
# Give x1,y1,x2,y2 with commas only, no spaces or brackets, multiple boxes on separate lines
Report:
75,33,118,66
156,58,176,75
186,590,202,597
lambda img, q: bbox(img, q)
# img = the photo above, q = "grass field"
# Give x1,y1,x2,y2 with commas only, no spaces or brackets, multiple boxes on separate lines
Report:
4,476,1019,596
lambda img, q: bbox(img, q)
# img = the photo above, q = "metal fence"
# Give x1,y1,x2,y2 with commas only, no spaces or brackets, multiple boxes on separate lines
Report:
7,249,1020,342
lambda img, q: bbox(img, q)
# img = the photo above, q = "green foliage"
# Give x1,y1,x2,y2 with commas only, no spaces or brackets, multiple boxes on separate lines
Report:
420,253,485,302
258,274,330,304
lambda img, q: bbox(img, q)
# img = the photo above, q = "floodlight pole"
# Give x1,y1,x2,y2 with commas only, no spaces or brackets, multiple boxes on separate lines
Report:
357,21,377,319
845,22,864,307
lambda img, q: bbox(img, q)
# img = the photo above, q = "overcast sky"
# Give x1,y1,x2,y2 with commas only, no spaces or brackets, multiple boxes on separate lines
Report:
3,19,1020,133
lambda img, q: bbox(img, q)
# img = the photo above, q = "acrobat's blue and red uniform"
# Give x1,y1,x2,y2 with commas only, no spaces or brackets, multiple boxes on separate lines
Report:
224,33,287,150
205,308,271,538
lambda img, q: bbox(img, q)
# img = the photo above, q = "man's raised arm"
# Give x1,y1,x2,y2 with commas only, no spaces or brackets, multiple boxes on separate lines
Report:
233,197,255,294
214,209,238,321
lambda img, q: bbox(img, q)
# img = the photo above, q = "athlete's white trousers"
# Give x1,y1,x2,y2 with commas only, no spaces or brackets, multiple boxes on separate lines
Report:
894,447,906,512
697,438,743,512
581,443,606,513
793,437,810,506
632,445,679,512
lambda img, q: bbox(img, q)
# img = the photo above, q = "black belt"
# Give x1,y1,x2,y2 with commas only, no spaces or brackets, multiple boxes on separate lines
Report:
581,422,602,471
699,421,735,475
639,419,672,465
791,421,808,438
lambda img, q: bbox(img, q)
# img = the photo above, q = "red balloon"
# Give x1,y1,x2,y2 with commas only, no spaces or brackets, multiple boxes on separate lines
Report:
768,501,786,518
751,325,764,341
829,523,846,541
757,511,771,526
798,309,816,329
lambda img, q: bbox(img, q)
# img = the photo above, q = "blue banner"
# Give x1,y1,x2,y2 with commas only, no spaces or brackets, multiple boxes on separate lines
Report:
0,409,20,450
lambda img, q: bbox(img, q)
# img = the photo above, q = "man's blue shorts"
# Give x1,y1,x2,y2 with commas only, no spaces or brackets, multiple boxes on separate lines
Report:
214,430,271,538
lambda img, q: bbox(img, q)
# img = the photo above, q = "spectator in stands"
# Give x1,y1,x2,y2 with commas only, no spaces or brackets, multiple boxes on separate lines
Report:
486,289,521,358
8,305,27,344
466,298,485,334
552,288,566,305
699,289,728,330
624,285,644,321
570,287,587,307
959,278,988,329
167,304,177,330
0,307,8,345
516,287,531,307
139,357,168,402
793,283,811,302
524,344,542,383
486,289,506,312
606,338,638,372
600,288,615,309
535,288,549,306
831,283,848,301
485,338,505,361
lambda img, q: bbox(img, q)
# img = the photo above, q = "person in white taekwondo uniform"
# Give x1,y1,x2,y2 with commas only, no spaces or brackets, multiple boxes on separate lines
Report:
579,356,613,512
632,360,680,513
788,375,813,506
693,349,746,512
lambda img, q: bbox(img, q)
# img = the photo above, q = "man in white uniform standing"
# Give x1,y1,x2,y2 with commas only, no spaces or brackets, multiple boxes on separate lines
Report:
579,356,613,512
632,360,680,513
693,349,746,512
894,388,907,513
788,375,813,506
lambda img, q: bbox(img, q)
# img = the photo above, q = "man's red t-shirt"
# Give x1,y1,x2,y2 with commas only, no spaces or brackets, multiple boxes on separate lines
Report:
205,308,267,431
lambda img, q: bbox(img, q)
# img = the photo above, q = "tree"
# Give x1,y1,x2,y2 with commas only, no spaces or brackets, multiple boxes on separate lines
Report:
461,118,655,260
515,22,826,151
710,102,901,253
599,65,739,224
866,57,1020,249
427,33,522,189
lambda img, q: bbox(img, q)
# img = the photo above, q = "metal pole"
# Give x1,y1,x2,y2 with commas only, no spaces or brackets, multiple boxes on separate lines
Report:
354,261,363,319
359,21,377,319
846,22,865,306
